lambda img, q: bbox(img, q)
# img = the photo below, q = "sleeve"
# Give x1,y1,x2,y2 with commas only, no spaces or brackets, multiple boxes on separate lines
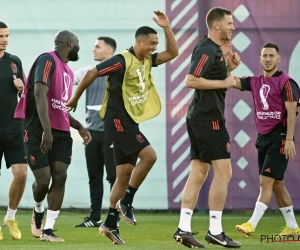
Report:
282,79,299,102
187,46,216,77
33,54,56,87
96,55,125,76
73,65,94,85
240,77,252,91
151,53,158,67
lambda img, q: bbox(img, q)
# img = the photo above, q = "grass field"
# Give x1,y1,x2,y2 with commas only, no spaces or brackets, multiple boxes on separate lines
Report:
0,211,299,249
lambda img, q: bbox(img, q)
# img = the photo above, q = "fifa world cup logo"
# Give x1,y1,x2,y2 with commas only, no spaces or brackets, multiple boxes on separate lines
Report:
259,84,270,110
62,72,71,101
136,65,146,92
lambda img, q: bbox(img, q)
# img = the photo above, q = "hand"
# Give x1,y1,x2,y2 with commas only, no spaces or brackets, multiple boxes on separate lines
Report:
66,97,79,112
284,140,296,159
223,75,236,88
41,130,53,154
78,126,92,145
220,40,232,57
227,51,242,71
152,10,170,28
13,75,24,92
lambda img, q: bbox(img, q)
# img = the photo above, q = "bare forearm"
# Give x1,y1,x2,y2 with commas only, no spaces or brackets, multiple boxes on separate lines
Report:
73,70,96,100
185,75,223,90
233,77,242,90
286,112,296,140
35,95,51,132
69,113,83,130
163,26,178,56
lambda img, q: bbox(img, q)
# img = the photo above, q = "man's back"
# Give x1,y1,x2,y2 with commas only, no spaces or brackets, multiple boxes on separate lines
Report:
186,37,228,121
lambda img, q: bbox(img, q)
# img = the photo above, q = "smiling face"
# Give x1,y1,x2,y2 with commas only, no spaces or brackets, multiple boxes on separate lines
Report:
216,14,235,41
92,39,112,62
136,33,158,59
260,47,280,73
0,28,9,51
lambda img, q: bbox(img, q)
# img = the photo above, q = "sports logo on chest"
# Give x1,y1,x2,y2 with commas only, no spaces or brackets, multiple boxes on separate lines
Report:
136,65,146,92
259,84,271,110
10,62,17,74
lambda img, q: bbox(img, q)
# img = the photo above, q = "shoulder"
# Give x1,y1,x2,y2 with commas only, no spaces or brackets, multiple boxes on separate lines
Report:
6,52,22,66
36,53,55,61
193,42,217,57
34,53,56,68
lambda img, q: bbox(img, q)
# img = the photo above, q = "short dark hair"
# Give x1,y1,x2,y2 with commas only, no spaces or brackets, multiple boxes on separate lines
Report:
261,42,280,54
135,26,157,38
0,21,8,29
206,7,232,29
98,36,117,52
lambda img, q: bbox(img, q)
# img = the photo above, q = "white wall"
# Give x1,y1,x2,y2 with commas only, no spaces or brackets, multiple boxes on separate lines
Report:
0,0,168,210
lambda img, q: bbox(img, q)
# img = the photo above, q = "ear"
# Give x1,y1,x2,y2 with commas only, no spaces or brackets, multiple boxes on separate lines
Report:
278,55,281,63
213,21,220,30
136,39,142,46
106,47,112,54
67,40,72,47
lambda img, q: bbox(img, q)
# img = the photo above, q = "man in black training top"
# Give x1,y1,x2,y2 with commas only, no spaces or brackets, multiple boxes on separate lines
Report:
173,7,242,249
67,10,178,244
0,21,27,241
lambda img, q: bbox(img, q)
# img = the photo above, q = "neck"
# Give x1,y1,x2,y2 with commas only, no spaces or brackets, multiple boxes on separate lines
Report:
0,50,4,58
99,55,112,63
55,49,69,63
133,45,143,60
264,68,277,77
207,31,221,45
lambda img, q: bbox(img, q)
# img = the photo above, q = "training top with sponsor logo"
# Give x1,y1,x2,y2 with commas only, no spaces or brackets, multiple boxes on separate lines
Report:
240,71,299,135
94,47,158,123
0,52,25,134
15,51,73,135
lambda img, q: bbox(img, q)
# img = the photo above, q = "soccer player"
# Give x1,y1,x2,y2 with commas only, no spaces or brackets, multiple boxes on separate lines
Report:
66,10,178,244
73,37,117,228
14,30,91,242
235,43,300,237
0,21,27,241
172,8,242,248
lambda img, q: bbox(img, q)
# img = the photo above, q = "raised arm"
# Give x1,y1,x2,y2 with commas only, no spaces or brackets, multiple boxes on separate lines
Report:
152,10,178,65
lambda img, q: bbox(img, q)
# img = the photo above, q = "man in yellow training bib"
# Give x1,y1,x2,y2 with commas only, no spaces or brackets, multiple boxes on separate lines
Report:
66,10,178,245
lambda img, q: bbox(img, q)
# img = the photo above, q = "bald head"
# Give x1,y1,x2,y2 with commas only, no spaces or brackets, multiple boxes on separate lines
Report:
54,30,78,46
54,30,80,62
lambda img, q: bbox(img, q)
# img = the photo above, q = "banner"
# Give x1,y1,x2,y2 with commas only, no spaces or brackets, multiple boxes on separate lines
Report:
166,0,300,209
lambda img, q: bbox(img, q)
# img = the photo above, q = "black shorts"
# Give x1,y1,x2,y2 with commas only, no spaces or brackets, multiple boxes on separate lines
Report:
104,119,150,166
24,129,73,171
256,134,288,180
186,119,230,164
0,131,27,169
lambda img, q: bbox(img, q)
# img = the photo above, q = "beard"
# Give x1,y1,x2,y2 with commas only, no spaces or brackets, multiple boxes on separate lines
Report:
68,47,79,62
262,64,276,73
220,29,230,41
